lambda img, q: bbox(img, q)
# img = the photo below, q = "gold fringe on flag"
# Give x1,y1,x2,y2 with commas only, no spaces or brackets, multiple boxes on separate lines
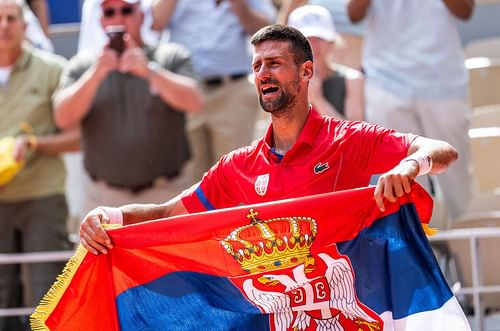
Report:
29,224,121,330
29,244,88,330
422,223,439,237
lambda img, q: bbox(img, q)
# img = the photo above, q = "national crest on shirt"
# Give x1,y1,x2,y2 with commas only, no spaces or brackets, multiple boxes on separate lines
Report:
255,173,270,196
220,209,383,331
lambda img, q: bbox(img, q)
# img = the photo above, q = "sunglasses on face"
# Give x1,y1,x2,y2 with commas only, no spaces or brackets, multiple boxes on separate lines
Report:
103,6,134,18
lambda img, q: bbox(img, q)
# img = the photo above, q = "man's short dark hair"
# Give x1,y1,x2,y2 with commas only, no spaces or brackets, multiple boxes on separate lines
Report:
250,24,313,65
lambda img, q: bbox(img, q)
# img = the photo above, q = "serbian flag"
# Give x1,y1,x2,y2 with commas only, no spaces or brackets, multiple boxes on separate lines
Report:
31,184,470,331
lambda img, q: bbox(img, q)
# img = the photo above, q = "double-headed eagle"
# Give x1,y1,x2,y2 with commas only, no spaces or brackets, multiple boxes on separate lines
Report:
243,253,379,331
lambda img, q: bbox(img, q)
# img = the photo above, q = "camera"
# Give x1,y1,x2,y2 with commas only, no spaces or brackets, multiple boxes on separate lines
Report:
105,25,126,56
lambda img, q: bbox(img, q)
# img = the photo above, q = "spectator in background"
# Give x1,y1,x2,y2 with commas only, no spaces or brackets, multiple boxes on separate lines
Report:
151,0,276,185
288,5,364,120
25,0,49,36
23,0,53,51
0,0,79,329
53,0,202,213
79,25,459,260
348,0,474,227
277,0,365,70
78,0,162,55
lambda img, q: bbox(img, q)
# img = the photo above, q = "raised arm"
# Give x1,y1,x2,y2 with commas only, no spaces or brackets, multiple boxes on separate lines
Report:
28,0,50,37
227,0,274,35
150,0,178,31
442,0,475,20
79,194,189,255
344,73,365,121
347,0,371,23
374,136,458,211
144,61,203,113
275,0,307,25
53,50,119,130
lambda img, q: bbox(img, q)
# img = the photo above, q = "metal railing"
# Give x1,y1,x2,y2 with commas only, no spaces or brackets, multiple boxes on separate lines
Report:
429,228,500,331
0,250,75,317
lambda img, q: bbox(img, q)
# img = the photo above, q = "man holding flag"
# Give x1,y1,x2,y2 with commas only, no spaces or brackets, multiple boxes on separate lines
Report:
54,24,473,331
80,24,458,254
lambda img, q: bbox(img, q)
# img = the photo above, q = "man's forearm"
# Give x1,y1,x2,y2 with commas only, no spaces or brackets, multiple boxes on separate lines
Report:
442,0,474,20
53,67,103,129
34,126,81,155
229,0,273,34
275,0,307,25
121,196,189,225
347,0,371,23
149,65,203,113
151,0,178,31
406,137,458,175
29,0,50,36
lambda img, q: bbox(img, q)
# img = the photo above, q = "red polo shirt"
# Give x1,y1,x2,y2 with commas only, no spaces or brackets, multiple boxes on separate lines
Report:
181,109,417,212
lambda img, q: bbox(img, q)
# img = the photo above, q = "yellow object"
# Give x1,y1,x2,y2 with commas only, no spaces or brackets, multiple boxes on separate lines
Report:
0,136,24,186
422,223,439,237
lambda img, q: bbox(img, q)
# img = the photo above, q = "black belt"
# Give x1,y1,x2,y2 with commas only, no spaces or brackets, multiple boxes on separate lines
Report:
204,73,247,87
90,171,179,194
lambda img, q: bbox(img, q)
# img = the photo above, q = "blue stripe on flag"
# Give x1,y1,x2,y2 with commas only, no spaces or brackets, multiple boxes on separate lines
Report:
337,203,453,319
116,271,270,331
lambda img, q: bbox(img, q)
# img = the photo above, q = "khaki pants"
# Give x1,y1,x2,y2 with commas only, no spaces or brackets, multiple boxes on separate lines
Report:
365,80,473,227
181,77,259,185
80,171,189,223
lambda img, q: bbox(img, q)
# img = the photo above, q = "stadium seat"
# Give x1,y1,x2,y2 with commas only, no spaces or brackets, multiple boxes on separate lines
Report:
466,57,500,108
429,214,500,331
468,127,500,192
465,37,500,59
470,104,500,129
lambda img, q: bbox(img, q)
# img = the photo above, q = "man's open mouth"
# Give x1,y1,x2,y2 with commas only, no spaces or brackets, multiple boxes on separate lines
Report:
261,86,279,95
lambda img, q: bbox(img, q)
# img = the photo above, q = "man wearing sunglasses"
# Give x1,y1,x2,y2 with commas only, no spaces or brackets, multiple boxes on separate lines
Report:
53,0,203,217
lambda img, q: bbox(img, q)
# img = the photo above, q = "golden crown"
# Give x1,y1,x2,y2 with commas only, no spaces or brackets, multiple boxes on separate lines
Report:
220,208,318,273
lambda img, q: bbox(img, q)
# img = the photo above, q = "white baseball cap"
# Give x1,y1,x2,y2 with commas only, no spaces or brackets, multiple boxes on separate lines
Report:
288,5,336,42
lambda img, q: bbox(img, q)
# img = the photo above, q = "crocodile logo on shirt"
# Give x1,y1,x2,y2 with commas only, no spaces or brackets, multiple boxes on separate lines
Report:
314,162,329,174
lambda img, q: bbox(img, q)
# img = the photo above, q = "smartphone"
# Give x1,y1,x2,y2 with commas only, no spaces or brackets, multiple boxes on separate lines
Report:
105,25,126,56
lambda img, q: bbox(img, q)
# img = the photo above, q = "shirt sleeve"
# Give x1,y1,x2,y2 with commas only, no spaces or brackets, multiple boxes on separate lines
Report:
55,55,92,91
180,154,236,213
157,43,198,81
346,121,418,175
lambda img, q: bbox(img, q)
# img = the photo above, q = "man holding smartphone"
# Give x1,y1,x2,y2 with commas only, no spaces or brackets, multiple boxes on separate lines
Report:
53,0,203,215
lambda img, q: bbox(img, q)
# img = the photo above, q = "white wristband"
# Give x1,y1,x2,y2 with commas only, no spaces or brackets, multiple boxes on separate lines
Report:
98,206,123,225
401,154,433,176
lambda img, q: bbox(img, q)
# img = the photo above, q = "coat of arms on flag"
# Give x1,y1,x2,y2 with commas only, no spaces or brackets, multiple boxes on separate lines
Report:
221,209,382,330
30,184,471,331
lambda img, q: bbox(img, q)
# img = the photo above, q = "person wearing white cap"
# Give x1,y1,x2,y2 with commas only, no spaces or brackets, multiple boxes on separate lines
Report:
288,5,364,121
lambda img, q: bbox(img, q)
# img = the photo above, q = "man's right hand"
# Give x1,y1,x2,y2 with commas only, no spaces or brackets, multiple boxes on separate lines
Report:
79,208,114,255
93,48,119,82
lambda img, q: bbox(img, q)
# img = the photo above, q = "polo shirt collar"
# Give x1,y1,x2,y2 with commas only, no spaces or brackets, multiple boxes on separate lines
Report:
262,106,324,154
12,47,31,71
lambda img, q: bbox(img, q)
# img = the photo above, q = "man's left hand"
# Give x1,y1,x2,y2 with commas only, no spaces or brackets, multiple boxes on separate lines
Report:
118,34,149,79
374,160,419,211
